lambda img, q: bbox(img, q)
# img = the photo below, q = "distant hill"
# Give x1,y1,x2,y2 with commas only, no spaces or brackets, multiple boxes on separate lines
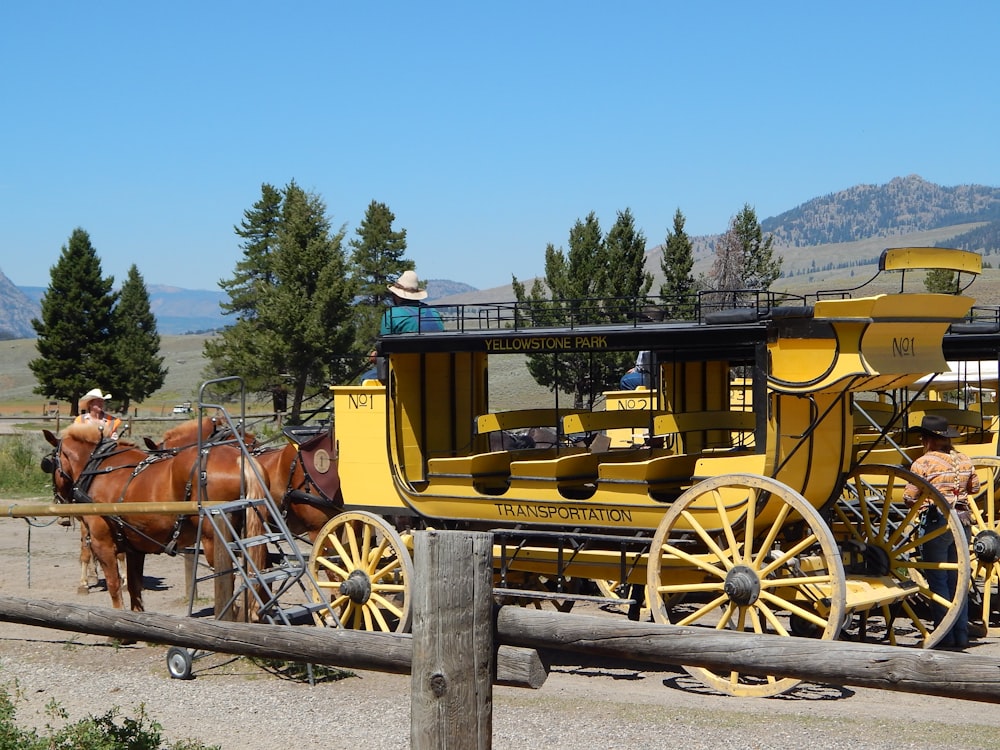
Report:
0,273,38,340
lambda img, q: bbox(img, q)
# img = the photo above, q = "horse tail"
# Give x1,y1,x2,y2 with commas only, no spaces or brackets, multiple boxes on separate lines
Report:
241,454,270,622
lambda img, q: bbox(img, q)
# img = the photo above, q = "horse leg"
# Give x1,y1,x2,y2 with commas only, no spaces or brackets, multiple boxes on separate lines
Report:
125,548,146,613
79,528,97,594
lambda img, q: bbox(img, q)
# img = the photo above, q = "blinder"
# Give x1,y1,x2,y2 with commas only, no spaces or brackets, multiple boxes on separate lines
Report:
40,452,55,475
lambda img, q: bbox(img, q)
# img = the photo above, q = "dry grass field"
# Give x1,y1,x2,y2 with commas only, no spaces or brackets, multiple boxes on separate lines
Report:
0,334,559,422
0,334,219,419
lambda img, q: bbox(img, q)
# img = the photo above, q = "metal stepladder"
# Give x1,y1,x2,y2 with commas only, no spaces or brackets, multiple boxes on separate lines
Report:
165,377,341,681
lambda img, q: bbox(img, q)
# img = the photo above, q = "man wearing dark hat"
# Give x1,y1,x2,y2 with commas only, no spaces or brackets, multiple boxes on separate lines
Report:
902,414,979,649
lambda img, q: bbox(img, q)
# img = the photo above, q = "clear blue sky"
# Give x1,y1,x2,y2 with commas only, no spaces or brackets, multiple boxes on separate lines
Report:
2,1,997,292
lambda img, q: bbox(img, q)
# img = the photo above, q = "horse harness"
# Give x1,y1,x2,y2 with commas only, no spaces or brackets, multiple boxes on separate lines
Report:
46,434,191,557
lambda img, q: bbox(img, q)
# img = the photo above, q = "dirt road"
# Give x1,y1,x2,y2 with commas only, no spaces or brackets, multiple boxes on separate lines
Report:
2,513,1000,749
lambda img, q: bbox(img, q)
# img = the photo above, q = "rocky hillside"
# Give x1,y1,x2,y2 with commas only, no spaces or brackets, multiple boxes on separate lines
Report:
0,273,39,340
763,174,1000,246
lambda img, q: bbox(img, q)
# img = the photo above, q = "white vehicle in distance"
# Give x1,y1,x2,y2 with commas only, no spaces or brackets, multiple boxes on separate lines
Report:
172,402,193,415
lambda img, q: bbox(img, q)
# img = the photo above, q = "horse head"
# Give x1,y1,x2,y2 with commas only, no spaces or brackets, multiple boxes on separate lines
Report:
42,423,110,503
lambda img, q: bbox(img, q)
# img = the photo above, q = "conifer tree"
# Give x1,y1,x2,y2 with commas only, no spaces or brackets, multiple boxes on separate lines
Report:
206,181,356,422
113,264,166,412
29,228,118,415
708,204,782,309
660,208,697,320
222,183,283,318
348,200,411,358
513,210,650,408
924,268,957,294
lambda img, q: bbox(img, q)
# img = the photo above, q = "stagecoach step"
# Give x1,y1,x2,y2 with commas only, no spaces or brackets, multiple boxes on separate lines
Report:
493,587,637,607
251,566,304,586
229,532,289,549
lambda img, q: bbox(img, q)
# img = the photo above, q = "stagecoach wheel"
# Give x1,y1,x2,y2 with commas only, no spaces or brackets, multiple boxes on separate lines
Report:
308,511,414,633
646,473,846,698
970,457,1000,632
166,647,194,680
835,464,970,649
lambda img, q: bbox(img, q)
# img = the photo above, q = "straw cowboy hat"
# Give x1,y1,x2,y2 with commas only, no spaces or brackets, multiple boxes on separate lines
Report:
387,270,428,300
911,413,961,439
78,388,112,410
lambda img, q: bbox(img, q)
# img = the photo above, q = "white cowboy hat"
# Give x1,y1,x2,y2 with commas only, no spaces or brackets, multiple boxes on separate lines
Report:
387,269,428,300
78,388,112,410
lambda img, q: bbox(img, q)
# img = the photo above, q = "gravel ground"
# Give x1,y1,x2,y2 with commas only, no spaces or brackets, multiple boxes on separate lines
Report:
2,511,1000,749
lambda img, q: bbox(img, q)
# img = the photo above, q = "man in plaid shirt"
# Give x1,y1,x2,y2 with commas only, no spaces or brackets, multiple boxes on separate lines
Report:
903,414,979,650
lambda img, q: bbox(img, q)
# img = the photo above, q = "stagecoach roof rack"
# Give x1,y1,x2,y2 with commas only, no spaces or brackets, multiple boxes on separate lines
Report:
811,246,982,300
378,290,818,357
389,290,810,334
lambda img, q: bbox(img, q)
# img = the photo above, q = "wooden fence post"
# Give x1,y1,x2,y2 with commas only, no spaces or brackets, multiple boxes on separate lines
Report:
411,530,493,749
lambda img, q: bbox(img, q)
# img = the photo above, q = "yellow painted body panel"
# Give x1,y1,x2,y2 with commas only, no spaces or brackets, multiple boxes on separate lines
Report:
332,383,407,510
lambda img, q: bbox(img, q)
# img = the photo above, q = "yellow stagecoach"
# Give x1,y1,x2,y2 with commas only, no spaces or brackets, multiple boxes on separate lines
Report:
305,246,997,697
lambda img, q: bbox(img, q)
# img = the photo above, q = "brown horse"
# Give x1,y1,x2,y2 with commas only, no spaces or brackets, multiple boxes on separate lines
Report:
161,419,343,542
42,422,266,613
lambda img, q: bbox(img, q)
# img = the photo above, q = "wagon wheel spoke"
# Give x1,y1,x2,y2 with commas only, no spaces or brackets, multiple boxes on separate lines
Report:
647,473,846,698
837,465,970,649
308,511,414,633
970,458,1000,633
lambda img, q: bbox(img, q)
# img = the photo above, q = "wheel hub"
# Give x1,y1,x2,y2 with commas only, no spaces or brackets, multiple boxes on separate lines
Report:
339,569,372,604
723,564,761,606
974,530,1000,564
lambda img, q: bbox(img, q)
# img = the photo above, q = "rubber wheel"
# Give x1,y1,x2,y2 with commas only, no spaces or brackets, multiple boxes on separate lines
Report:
969,457,1000,631
835,464,970,648
166,647,194,680
308,511,414,632
646,473,846,698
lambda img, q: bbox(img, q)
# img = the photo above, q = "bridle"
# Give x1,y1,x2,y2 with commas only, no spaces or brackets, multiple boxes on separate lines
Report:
40,440,75,504
41,433,145,505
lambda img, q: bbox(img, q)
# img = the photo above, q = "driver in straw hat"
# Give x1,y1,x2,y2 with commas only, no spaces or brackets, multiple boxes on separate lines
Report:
74,388,123,439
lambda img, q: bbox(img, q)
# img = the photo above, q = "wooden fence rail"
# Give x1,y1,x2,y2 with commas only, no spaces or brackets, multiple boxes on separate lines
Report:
3,529,1000,747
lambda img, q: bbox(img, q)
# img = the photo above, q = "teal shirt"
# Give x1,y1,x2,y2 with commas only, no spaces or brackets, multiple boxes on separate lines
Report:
379,303,444,335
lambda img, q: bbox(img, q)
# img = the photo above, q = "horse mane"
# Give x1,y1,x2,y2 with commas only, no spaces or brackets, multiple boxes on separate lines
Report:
63,422,104,444
162,417,211,446
61,422,137,447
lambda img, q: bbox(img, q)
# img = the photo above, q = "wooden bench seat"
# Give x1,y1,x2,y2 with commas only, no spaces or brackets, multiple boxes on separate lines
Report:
508,447,652,490
562,409,665,435
427,447,570,491
475,409,577,435
597,453,701,490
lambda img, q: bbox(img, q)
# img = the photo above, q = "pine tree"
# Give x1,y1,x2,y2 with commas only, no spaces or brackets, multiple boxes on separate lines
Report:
206,181,356,422
513,211,650,408
708,204,782,309
222,183,283,318
112,265,166,412
348,200,411,358
29,228,118,415
660,208,697,320
924,268,958,294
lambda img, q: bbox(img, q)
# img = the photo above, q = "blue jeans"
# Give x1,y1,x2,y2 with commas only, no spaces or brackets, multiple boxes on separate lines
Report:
921,506,969,645
619,370,650,390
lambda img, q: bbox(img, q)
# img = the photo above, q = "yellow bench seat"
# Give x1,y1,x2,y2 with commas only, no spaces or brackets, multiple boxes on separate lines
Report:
508,448,652,486
427,447,569,480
